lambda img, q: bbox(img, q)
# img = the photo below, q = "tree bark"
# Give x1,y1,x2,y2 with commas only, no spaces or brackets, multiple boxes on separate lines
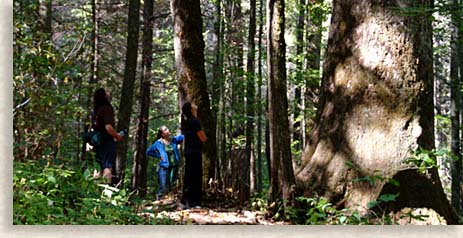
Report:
449,0,462,213
90,0,100,84
131,0,154,197
172,0,218,183
256,0,264,194
212,0,224,183
303,0,323,148
292,0,305,152
295,0,458,224
80,0,101,162
267,0,296,205
116,0,141,186
244,0,257,200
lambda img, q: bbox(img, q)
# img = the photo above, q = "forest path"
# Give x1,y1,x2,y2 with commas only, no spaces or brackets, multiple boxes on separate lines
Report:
139,197,288,225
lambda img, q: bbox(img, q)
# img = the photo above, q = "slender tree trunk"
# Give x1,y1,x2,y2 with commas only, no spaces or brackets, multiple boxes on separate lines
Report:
433,18,449,151
116,0,141,186
81,0,101,162
91,0,100,84
450,0,462,213
292,0,305,153
212,0,224,183
244,0,257,200
225,0,246,195
267,0,296,207
296,0,458,224
256,0,264,194
172,0,218,184
459,1,463,208
303,0,323,148
131,0,154,197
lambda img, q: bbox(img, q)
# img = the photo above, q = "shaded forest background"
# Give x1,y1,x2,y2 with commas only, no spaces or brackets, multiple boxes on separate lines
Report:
13,0,463,225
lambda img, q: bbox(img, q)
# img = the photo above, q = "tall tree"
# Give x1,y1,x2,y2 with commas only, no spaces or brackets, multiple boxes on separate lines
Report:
90,0,100,84
81,0,101,162
225,0,246,194
295,0,459,224
115,0,141,186
131,0,154,197
303,0,324,148
244,0,257,199
255,0,265,193
292,0,305,152
171,0,218,182
212,0,224,182
449,0,462,213
267,0,296,206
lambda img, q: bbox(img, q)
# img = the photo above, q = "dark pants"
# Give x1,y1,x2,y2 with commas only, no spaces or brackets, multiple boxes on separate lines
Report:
182,153,202,207
95,140,116,169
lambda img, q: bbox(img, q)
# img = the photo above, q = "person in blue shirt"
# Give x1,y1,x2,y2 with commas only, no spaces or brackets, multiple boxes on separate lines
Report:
146,125,184,200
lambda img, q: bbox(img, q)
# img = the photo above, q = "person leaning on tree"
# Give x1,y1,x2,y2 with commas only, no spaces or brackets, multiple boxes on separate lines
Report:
179,102,207,209
92,88,123,185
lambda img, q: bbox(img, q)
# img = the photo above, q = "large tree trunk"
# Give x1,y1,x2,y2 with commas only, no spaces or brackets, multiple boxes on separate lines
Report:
131,0,154,197
116,0,141,186
171,0,218,184
267,0,296,205
295,0,459,224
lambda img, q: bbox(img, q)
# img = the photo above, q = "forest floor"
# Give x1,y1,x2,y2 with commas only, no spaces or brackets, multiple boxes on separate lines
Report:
138,195,288,225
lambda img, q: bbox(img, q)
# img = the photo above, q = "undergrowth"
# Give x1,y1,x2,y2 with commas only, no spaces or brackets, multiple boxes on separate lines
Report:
13,159,174,225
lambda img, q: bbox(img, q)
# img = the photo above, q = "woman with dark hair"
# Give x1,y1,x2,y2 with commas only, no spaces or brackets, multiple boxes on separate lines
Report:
146,125,184,200
92,88,123,185
180,102,207,208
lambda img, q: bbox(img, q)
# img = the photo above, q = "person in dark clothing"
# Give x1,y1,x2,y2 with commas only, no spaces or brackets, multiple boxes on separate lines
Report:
92,88,123,185
180,102,207,209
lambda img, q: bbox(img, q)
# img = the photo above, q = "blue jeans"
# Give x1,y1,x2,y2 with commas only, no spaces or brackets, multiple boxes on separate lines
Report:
157,166,168,200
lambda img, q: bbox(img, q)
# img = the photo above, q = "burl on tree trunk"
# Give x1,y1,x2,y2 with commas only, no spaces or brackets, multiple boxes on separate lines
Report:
295,0,459,224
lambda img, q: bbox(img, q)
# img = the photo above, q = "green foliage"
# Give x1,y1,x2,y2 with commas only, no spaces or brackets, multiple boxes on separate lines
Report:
404,147,446,173
436,115,451,135
267,194,434,225
270,196,375,225
345,161,400,187
367,193,399,210
13,160,173,224
250,192,269,213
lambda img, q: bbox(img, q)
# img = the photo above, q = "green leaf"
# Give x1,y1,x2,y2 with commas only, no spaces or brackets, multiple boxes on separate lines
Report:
378,193,397,202
388,178,400,187
367,201,379,209
339,216,347,224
